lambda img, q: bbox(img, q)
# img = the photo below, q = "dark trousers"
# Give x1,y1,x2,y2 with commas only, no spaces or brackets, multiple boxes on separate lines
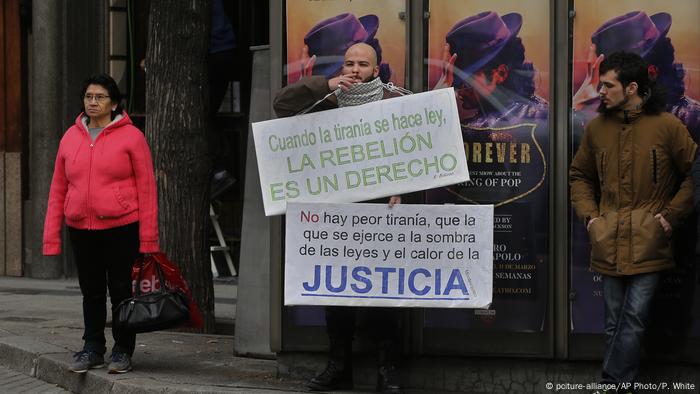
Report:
325,306,401,365
68,222,139,356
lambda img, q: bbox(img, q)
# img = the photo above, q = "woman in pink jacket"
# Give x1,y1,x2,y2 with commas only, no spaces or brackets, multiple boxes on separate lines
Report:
43,74,159,374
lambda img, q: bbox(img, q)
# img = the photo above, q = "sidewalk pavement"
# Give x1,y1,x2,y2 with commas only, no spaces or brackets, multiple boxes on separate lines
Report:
2,277,698,393
1,363,71,393
0,276,310,394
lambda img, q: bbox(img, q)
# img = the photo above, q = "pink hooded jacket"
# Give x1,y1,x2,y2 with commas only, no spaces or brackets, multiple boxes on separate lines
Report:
43,112,159,255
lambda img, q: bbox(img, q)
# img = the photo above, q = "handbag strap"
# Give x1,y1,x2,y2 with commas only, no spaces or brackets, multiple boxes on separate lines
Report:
134,255,146,297
152,257,172,292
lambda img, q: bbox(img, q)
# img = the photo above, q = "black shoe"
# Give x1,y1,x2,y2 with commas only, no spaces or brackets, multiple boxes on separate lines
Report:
210,170,236,199
307,360,353,391
107,352,132,374
69,350,104,373
377,364,402,393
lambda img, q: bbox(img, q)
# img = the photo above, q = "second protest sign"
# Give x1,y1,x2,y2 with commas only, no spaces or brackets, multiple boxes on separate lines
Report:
285,202,494,308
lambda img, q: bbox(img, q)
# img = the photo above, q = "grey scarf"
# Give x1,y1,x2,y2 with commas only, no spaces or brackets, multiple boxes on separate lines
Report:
335,77,384,107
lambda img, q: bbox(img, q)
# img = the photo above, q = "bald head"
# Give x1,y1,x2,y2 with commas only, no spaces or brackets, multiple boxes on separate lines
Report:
345,43,377,66
342,43,380,82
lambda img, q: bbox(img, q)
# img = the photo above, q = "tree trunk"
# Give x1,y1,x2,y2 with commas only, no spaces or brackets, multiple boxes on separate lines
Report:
145,0,214,332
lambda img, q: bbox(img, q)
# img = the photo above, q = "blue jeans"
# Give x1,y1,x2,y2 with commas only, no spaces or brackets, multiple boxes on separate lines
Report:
601,272,660,384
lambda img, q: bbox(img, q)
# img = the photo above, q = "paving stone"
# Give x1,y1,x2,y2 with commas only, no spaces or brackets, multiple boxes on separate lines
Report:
0,364,70,394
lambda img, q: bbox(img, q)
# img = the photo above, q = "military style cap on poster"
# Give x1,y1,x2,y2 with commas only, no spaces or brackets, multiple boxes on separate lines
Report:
303,13,391,82
591,11,671,58
446,11,522,80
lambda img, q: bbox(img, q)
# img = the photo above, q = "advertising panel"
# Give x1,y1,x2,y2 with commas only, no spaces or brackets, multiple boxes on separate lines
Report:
571,0,700,340
425,0,550,332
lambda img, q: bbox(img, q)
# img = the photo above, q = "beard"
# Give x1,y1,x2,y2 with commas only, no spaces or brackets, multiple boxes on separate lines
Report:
597,95,629,114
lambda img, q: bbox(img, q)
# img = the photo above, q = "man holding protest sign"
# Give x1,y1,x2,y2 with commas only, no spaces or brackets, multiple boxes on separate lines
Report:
274,43,403,393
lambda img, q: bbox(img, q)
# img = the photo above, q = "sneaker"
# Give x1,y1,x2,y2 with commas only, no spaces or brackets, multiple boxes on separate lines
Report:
69,350,104,373
108,352,132,374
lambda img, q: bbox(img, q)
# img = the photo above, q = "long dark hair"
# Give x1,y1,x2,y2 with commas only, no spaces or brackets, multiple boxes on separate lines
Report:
80,74,124,119
598,51,666,114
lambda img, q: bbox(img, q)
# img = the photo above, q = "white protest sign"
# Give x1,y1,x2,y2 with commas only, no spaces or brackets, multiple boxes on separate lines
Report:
285,202,493,308
252,88,468,216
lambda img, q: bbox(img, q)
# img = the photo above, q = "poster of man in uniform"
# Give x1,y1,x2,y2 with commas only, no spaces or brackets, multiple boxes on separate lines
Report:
570,0,700,345
285,0,406,86
425,0,550,332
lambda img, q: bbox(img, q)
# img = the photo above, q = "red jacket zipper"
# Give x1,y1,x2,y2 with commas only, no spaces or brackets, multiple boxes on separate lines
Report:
85,123,109,230
87,136,94,229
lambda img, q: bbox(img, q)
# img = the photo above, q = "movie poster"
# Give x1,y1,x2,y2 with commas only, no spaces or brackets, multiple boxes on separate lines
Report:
571,0,700,341
285,0,406,86
425,0,550,332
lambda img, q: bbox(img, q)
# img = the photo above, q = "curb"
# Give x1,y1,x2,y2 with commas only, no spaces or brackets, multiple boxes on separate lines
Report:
0,335,303,394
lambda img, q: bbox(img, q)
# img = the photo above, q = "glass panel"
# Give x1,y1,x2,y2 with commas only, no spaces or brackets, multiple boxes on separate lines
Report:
570,0,700,360
424,0,550,335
